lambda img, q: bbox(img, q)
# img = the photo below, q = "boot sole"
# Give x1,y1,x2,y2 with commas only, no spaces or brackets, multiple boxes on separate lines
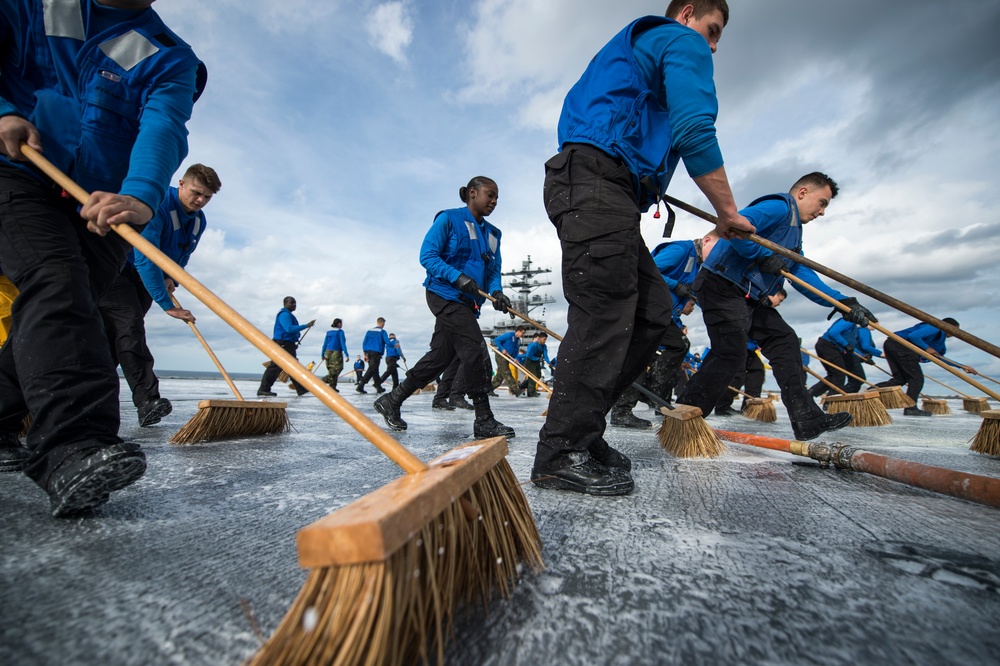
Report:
474,429,516,440
373,400,407,431
138,401,173,427
531,475,633,496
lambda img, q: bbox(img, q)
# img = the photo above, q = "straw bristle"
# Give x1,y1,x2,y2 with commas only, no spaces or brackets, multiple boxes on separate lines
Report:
249,459,542,666
963,397,990,414
656,406,726,458
824,392,892,427
20,414,31,437
767,392,780,403
922,398,951,415
970,411,1000,457
741,398,777,423
169,401,291,444
877,386,915,409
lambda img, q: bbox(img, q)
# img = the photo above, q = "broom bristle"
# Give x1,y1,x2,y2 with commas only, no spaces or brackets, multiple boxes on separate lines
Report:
249,458,542,665
922,398,951,415
656,405,726,457
876,386,915,409
824,392,892,427
970,411,1000,457
20,414,31,438
767,392,780,403
963,397,990,414
169,400,290,444
741,398,777,423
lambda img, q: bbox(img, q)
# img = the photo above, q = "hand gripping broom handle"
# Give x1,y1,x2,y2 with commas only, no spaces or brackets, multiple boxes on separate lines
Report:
23,145,426,475
487,343,552,394
781,268,1000,402
663,195,1000,361
939,356,1000,386
802,346,875,389
170,293,245,400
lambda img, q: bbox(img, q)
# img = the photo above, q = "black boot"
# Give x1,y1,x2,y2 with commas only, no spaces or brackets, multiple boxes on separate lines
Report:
0,432,29,473
792,412,852,440
903,406,932,417
472,394,515,439
609,409,652,429
374,379,416,431
531,452,634,496
589,438,632,472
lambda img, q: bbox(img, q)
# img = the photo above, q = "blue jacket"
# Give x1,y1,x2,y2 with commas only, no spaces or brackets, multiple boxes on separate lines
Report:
131,186,207,311
895,323,950,364
558,16,723,205
856,327,882,358
525,341,550,365
494,331,522,357
651,239,700,316
272,308,308,343
0,0,206,210
703,193,846,304
362,327,390,355
385,339,401,359
321,328,348,357
820,320,859,353
420,207,502,315
353,358,364,371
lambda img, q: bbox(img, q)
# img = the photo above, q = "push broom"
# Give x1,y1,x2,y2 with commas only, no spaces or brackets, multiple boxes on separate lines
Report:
850,352,915,409
921,372,988,414
662,195,1000,455
487,343,552,416
787,271,1000,456
799,348,892,426
715,429,1000,508
167,294,290,444
23,145,543,665
479,291,723,457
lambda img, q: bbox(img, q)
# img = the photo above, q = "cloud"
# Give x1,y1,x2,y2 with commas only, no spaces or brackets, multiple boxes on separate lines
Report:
366,1,415,65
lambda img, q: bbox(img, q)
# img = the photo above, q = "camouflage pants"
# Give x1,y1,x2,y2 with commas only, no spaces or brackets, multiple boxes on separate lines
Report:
324,351,344,387
491,351,520,394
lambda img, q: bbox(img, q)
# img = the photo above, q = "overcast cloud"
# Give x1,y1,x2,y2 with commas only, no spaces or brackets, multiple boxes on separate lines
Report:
142,0,1000,394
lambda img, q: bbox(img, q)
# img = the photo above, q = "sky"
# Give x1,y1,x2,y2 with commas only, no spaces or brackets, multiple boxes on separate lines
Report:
143,0,1000,394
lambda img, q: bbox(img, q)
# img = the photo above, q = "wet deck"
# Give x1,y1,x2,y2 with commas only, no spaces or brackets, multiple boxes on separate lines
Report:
2,378,998,664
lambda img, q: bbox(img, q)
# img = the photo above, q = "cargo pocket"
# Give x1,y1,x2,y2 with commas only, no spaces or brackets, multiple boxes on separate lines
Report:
542,148,575,220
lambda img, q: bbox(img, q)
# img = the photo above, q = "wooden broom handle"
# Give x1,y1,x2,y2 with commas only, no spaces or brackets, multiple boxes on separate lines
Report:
23,144,426,475
479,290,564,342
802,363,848,395
487,343,552,394
941,356,999,386
170,293,244,400
801,346,874,388
663,195,1000,361
781,268,1000,402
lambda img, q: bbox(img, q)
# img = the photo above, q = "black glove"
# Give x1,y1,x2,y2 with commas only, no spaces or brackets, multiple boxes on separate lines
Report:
454,273,480,296
829,296,877,326
491,290,512,313
757,254,786,275
674,282,694,299
845,346,854,354
862,355,875,365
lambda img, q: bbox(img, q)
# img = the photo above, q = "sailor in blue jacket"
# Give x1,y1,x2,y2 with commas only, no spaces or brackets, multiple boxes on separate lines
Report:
611,230,720,428
375,177,515,439
534,1,756,496
357,317,391,393
678,173,878,441
876,319,977,414
321,318,349,392
0,0,206,516
808,319,861,398
378,333,405,390
257,297,314,397
844,325,882,393
492,326,526,395
98,164,221,426
521,334,551,397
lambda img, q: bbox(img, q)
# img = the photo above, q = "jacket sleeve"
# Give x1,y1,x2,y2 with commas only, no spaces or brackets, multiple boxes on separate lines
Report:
485,239,502,294
420,213,463,285
133,213,175,311
340,331,348,358
652,244,687,288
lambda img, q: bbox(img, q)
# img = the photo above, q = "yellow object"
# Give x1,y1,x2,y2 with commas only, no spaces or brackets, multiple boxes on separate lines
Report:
0,275,18,345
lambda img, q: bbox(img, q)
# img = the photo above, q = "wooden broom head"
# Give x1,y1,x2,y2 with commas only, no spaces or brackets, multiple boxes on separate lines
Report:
656,405,726,458
971,410,1000,457
963,397,991,414
823,391,892,427
876,386,915,409
168,400,290,445
921,398,951,415
742,398,777,423
252,437,543,666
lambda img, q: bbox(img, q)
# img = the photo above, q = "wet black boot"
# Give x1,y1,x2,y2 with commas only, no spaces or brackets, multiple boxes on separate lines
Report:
374,379,416,431
785,384,852,440
472,394,515,439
